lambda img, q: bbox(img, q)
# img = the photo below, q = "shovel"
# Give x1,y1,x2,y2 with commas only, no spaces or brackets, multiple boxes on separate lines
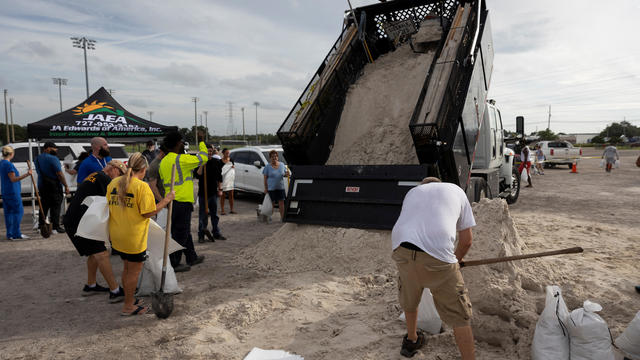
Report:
26,160,51,238
152,164,176,319
459,247,583,267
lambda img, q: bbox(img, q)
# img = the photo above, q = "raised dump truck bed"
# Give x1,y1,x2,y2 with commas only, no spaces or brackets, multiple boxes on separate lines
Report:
278,0,494,229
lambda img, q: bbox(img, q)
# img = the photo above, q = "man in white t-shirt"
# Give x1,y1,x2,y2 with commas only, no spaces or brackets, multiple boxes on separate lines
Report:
391,177,476,359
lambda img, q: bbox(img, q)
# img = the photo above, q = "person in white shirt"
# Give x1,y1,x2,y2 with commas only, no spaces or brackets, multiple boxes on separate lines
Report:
519,144,533,188
391,177,476,359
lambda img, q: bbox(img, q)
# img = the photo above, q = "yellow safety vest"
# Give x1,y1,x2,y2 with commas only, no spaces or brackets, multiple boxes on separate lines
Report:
159,141,208,203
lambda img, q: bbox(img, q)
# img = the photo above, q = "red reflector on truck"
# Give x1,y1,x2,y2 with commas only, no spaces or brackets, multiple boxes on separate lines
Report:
345,186,360,193
550,149,554,156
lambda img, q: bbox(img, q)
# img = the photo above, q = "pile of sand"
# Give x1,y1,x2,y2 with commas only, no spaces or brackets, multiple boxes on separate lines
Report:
325,43,433,165
241,198,567,355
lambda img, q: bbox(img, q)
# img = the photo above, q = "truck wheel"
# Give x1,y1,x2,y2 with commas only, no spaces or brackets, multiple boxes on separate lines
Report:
505,168,520,204
470,177,488,203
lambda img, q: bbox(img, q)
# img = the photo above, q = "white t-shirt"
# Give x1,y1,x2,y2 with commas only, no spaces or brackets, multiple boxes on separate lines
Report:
521,146,532,162
391,182,476,263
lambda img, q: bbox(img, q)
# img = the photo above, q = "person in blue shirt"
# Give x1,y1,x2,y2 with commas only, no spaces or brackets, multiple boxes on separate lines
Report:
77,137,113,183
262,150,289,220
1,146,32,239
35,142,70,234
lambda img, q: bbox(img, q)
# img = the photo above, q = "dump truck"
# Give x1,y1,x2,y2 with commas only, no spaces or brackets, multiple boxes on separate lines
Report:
277,0,519,230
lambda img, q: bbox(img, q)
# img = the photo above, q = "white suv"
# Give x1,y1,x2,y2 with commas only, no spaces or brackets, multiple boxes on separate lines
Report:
228,146,288,194
6,142,129,195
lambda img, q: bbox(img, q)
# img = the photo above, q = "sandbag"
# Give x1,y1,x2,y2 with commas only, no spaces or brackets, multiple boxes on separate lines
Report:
76,196,109,241
137,255,182,296
520,168,528,183
244,347,303,360
567,300,615,360
156,207,168,229
614,160,620,168
615,311,640,360
532,285,570,360
260,194,273,216
600,159,605,168
399,289,442,335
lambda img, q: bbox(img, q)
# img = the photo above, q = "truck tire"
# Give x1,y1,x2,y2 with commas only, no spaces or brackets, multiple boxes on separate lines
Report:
470,177,488,203
505,168,520,204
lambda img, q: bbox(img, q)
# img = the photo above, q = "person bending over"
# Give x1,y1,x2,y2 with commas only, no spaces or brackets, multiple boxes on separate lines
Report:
391,177,476,359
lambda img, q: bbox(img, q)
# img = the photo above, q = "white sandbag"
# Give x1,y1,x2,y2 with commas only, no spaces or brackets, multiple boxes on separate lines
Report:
531,285,570,360
600,159,605,168
399,289,442,335
520,168,528,183
76,196,110,241
615,311,640,360
260,194,273,216
136,255,182,296
156,207,168,229
146,220,183,260
614,160,620,168
567,300,615,360
244,347,303,360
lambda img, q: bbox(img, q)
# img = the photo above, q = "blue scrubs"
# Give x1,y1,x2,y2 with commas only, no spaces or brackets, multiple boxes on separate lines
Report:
0,160,24,239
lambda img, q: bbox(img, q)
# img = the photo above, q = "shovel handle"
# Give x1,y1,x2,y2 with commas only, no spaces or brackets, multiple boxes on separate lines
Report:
459,247,584,268
160,164,176,291
26,160,47,221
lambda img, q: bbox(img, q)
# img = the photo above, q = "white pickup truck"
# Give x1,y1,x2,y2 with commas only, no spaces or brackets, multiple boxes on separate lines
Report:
537,140,582,168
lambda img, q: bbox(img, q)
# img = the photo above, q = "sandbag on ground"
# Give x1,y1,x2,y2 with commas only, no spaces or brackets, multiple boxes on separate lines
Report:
531,285,570,360
567,300,615,360
615,310,640,360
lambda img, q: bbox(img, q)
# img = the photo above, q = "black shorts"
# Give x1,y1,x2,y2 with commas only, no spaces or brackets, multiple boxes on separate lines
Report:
70,235,107,257
112,248,147,263
268,189,286,202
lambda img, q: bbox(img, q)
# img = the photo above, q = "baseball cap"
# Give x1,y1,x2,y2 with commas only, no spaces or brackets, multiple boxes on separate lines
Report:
43,141,57,149
108,160,127,175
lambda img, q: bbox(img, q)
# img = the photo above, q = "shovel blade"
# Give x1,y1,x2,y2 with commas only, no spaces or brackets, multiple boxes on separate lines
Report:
151,291,174,319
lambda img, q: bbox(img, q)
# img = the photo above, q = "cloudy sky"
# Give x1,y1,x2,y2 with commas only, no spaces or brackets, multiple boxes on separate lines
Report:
1,0,639,137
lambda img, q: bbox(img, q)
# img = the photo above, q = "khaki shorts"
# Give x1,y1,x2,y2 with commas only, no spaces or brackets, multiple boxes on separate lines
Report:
392,246,472,328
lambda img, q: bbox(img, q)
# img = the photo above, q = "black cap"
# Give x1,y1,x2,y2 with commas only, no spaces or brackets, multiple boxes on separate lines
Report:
43,141,57,149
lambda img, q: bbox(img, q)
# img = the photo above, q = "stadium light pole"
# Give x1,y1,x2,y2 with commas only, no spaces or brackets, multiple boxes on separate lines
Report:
192,97,199,145
147,111,153,121
203,110,208,142
9,98,15,142
253,101,260,144
70,36,96,98
241,107,246,142
52,78,67,112
3,90,8,144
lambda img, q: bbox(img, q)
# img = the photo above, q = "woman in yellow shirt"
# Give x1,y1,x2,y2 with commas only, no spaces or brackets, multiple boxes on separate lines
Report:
107,152,174,316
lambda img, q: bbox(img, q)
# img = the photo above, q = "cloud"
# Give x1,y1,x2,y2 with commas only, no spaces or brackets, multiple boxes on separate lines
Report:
8,40,55,58
138,62,212,88
493,17,552,54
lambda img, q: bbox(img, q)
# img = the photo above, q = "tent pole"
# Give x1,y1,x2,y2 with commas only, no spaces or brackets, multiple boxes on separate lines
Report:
28,138,37,230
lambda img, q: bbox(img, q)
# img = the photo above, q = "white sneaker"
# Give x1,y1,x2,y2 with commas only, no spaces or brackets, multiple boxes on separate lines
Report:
51,229,58,235
20,234,30,239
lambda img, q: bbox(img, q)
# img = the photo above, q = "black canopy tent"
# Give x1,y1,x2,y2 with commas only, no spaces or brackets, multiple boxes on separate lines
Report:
27,87,177,141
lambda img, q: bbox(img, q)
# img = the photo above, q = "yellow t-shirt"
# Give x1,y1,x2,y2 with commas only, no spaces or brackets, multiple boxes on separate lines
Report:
107,176,156,254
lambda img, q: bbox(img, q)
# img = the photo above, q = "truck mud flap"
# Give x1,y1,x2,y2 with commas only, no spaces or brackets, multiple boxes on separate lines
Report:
285,165,431,230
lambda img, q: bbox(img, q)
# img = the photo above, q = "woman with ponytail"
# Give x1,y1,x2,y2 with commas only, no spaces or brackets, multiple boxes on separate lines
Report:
107,152,174,316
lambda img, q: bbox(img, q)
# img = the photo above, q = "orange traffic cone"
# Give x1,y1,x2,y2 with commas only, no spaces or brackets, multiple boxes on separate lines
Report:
570,161,578,173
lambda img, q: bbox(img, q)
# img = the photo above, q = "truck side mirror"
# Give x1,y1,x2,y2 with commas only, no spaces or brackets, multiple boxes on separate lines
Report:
253,160,262,168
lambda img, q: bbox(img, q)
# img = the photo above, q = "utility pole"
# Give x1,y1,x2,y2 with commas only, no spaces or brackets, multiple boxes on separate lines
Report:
147,111,153,121
9,98,15,142
52,78,67,112
192,97,199,145
253,101,260,144
70,37,96,98
241,107,246,141
226,101,234,136
203,111,208,142
3,90,8,144
547,105,551,130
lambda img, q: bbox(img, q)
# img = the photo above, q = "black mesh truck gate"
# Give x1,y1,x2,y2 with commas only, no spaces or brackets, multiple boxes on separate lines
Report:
278,0,494,229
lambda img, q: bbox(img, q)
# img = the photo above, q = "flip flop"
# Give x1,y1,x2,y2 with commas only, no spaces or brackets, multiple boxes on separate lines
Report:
220,212,227,215
121,305,148,316
230,211,237,214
